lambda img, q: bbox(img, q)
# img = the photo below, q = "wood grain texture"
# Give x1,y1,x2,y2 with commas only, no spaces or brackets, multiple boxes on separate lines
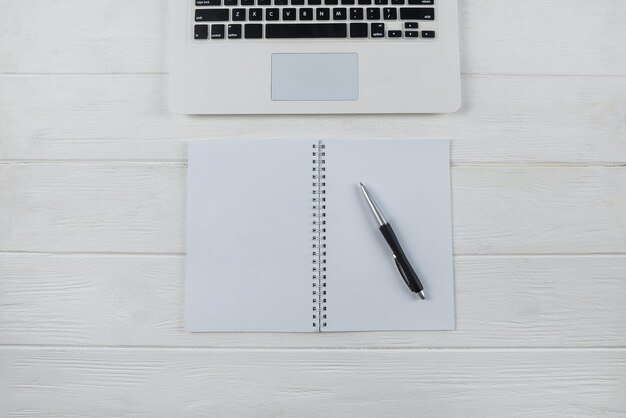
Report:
2,1,626,416
0,348,624,418
0,0,169,74
1,254,625,348
1,163,624,254
1,75,625,163
1,0,625,75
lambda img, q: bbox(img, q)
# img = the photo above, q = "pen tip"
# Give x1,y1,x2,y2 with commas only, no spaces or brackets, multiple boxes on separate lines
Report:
418,290,426,300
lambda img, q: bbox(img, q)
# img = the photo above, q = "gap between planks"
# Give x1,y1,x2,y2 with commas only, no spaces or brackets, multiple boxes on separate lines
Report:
2,251,626,257
2,73,626,78
0,161,625,167
0,345,624,352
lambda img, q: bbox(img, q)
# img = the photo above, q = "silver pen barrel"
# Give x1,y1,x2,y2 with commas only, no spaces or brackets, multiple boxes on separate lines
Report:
359,182,387,227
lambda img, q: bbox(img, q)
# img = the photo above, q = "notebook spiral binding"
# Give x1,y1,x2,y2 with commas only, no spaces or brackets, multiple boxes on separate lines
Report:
312,141,328,331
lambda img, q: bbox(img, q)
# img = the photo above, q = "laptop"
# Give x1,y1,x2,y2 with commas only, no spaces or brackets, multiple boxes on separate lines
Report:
170,0,461,114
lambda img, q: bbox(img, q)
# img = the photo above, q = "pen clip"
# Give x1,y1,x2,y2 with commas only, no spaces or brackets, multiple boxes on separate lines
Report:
393,254,413,291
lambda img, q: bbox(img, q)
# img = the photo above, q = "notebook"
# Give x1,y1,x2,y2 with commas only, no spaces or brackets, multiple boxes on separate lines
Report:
185,139,455,332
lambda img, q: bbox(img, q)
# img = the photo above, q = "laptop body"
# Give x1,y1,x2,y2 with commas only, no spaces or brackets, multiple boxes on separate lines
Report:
170,0,461,114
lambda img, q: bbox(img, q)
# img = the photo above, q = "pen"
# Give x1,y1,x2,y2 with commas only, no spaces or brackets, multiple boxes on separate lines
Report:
359,182,426,300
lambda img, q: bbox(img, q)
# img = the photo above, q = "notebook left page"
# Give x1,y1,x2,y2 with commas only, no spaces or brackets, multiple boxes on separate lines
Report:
186,140,315,332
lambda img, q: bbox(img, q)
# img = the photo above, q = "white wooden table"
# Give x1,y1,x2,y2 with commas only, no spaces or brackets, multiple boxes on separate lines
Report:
1,1,625,416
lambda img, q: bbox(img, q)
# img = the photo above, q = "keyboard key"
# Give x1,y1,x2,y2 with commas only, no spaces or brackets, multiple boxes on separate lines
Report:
371,22,384,37
241,0,254,5
266,8,279,20
405,30,419,37
228,24,242,38
232,8,246,21
258,0,271,5
300,8,314,19
350,22,368,37
266,23,347,38
383,7,397,19
391,0,404,4
350,7,364,19
292,0,305,4
421,30,435,38
388,30,401,37
358,0,371,4
196,0,221,5
308,0,322,4
195,9,230,21
333,7,347,20
400,7,434,20
283,8,297,20
245,24,263,38
275,0,289,4
408,0,433,3
194,24,209,39
224,0,238,5
367,8,380,19
249,8,262,20
404,21,418,28
341,0,355,4
317,8,330,20
325,0,339,4
374,0,388,4
211,24,225,39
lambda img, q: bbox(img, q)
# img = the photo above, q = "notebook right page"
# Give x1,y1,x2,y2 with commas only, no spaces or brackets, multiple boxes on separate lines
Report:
323,140,454,331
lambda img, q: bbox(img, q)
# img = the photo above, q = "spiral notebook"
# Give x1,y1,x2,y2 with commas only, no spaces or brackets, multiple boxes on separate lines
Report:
186,139,455,332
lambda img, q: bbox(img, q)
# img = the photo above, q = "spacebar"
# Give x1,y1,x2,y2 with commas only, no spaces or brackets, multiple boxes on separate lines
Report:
266,24,347,39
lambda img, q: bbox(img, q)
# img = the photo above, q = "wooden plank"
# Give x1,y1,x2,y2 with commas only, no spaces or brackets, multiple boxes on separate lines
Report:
1,1,625,75
0,0,168,74
0,162,186,254
0,163,624,254
0,75,625,163
0,348,624,417
461,0,626,76
0,254,625,348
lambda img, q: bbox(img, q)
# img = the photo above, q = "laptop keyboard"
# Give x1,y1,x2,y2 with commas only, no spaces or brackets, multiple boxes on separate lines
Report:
193,0,437,40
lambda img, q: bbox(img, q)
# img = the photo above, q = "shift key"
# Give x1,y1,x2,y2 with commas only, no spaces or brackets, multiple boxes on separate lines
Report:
399,7,434,20
195,9,230,21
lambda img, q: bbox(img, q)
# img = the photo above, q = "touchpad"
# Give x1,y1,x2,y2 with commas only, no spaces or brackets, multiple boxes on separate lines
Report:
271,53,358,101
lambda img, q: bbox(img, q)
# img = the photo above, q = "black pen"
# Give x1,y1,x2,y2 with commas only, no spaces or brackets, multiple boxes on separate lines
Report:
359,182,426,299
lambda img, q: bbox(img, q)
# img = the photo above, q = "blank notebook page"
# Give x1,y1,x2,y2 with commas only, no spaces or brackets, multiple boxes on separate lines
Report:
186,139,454,332
185,140,314,332
324,140,454,331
